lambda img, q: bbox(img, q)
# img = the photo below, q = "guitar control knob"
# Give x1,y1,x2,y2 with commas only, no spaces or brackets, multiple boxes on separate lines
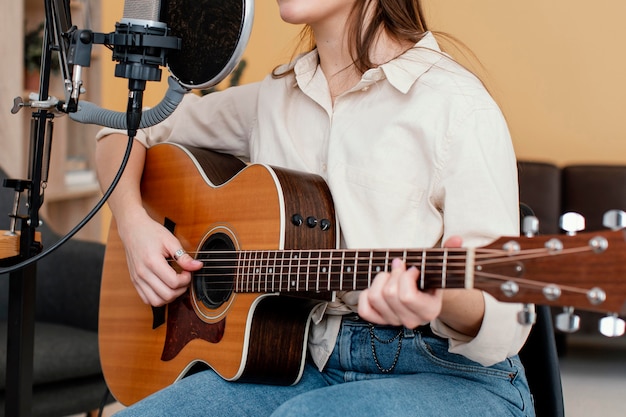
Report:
555,307,581,333
599,314,626,337
320,219,331,231
291,214,304,226
306,216,318,228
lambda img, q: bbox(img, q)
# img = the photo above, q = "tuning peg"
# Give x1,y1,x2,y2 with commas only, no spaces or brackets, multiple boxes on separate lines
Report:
560,212,585,235
599,314,626,337
602,210,626,231
555,307,581,333
517,304,537,325
522,215,539,237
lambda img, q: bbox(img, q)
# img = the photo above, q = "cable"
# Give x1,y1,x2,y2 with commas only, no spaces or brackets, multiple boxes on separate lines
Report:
0,135,135,275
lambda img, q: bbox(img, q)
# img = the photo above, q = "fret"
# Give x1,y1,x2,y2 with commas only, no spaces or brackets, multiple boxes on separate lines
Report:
287,250,300,292
261,251,269,292
245,251,252,292
441,249,448,289
339,251,346,291
389,250,406,268
324,251,333,291
239,251,248,292
314,250,324,292
367,250,373,288
329,251,343,291
261,250,268,292
464,247,475,289
250,251,258,292
251,251,261,292
339,250,357,291
270,250,278,292
370,250,388,277
307,250,321,292
239,251,246,292
354,251,372,291
235,253,243,292
277,251,286,292
295,250,309,292
384,250,390,272
448,249,470,290
422,250,441,289
305,250,311,291
420,250,426,290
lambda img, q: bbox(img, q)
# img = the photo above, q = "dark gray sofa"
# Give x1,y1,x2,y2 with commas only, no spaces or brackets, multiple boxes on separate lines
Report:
0,167,110,417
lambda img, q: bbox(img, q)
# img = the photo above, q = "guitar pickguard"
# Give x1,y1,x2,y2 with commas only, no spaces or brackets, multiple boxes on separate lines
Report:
161,291,226,361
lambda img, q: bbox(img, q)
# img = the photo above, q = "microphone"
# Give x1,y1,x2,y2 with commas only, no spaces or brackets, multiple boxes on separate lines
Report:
109,0,181,137
68,0,254,137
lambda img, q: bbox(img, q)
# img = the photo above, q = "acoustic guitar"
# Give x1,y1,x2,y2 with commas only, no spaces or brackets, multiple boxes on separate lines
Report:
99,142,626,405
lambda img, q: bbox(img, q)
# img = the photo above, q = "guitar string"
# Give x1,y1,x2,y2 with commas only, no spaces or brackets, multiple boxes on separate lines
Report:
185,246,592,277
180,246,596,296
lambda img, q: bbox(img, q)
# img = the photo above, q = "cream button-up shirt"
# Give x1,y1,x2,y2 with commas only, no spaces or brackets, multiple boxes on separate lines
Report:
98,33,531,369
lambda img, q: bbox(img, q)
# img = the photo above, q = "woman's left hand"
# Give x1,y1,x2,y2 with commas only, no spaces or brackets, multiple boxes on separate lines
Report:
357,236,463,329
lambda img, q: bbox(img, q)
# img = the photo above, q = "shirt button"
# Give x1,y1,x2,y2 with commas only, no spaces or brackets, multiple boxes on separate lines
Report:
322,164,328,172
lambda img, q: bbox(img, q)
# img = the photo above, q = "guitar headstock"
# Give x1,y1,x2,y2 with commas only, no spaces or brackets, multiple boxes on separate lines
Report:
475,211,626,336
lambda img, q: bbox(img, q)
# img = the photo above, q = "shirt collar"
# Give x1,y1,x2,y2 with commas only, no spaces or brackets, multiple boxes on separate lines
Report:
292,31,445,95
379,32,444,94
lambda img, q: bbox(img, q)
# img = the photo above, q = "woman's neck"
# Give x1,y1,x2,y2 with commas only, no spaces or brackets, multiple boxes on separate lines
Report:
313,23,413,103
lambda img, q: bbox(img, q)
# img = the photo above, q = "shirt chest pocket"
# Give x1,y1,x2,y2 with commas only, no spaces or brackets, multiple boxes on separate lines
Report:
328,163,429,248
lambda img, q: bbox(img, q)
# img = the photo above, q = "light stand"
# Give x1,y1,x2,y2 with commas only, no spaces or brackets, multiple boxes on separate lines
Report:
2,1,72,416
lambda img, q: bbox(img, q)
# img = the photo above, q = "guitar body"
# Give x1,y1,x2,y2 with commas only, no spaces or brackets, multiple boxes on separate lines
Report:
99,143,338,405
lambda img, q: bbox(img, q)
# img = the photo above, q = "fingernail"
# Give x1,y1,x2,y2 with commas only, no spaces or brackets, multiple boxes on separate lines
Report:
392,258,403,268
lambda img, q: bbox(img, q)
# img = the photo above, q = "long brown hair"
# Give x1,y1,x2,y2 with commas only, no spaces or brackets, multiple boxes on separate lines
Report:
273,0,430,77
350,0,428,73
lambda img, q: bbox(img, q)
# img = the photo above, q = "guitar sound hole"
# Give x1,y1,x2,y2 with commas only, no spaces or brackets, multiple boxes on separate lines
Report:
194,233,236,309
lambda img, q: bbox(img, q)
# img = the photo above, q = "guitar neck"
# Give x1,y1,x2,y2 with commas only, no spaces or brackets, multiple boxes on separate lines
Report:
200,248,474,294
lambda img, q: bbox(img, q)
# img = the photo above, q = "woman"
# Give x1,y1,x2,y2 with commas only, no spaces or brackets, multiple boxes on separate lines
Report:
97,1,535,415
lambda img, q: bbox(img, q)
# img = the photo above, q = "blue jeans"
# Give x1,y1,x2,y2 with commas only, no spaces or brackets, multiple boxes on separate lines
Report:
114,319,535,416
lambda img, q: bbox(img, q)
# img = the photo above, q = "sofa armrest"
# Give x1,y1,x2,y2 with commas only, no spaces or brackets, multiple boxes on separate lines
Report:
34,234,105,332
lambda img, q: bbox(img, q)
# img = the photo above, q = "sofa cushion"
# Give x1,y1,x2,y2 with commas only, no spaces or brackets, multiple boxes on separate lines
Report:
518,161,562,234
562,165,626,231
0,321,101,390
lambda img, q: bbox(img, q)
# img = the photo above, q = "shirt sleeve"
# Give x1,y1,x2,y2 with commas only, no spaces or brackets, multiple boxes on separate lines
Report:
431,101,531,366
96,82,261,160
431,294,533,366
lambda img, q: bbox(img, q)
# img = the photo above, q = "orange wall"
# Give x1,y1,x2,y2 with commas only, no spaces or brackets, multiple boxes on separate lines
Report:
424,1,626,166
100,1,626,166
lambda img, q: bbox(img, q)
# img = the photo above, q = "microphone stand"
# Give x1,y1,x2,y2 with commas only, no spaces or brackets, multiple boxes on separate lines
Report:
3,1,64,416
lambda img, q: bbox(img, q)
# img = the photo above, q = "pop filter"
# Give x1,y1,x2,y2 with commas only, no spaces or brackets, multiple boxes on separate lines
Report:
162,0,254,89
69,0,253,131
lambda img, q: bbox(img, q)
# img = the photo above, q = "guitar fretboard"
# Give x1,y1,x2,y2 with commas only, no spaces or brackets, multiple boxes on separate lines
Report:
198,248,475,294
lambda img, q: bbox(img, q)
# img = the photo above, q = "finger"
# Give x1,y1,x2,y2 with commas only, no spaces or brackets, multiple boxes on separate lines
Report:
362,259,407,325
443,235,463,248
397,273,443,327
134,269,189,306
170,247,203,271
357,290,387,323
358,271,394,324
382,258,407,298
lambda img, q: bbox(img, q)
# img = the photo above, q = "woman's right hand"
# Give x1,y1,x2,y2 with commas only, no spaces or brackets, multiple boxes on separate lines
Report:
117,212,203,307
96,134,202,307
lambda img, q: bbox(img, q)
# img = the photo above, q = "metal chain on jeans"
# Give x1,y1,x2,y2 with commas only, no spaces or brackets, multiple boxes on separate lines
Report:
368,323,404,373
